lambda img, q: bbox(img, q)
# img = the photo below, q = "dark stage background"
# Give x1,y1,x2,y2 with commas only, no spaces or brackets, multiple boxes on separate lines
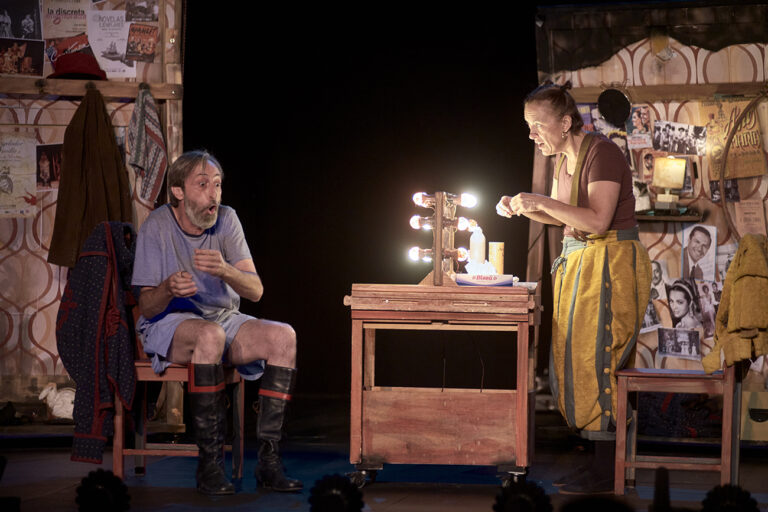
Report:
182,7,544,395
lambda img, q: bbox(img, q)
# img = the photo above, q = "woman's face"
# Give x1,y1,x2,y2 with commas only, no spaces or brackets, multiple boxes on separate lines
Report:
632,110,643,130
669,289,690,318
524,101,568,157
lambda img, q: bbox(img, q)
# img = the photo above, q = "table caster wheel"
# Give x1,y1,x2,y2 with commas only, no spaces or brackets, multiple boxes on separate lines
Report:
346,469,378,489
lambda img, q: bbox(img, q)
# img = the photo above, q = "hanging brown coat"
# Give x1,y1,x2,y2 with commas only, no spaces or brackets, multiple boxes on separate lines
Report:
48,87,132,268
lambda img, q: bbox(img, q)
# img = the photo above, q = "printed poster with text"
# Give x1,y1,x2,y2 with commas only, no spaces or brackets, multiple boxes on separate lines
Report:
699,99,768,180
87,9,135,78
42,0,88,39
0,131,37,217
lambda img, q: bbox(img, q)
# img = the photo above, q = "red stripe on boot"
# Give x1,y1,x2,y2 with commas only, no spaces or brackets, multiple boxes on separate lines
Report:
259,388,292,401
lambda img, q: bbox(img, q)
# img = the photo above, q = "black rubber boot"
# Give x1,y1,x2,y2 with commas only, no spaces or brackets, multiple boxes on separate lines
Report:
188,363,235,496
254,365,303,492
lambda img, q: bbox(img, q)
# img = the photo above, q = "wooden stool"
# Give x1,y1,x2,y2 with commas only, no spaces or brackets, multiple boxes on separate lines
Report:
614,366,741,495
112,359,245,480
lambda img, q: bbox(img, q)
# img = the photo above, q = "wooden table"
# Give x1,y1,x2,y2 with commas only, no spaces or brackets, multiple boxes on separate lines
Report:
344,283,540,485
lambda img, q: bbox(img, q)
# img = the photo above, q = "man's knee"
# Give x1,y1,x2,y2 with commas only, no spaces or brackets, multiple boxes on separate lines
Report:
274,323,297,357
195,322,227,359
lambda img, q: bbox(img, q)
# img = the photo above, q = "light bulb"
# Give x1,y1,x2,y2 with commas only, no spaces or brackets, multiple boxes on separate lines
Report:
456,217,477,231
459,193,477,208
413,192,430,207
457,247,469,262
409,215,432,230
408,246,421,261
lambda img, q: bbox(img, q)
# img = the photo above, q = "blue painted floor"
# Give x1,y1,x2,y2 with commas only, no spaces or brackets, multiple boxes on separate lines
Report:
2,396,768,511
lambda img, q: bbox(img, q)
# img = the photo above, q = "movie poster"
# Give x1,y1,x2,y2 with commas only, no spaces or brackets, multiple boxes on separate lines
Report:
41,0,88,39
699,99,768,180
125,23,158,63
87,9,134,78
0,131,37,217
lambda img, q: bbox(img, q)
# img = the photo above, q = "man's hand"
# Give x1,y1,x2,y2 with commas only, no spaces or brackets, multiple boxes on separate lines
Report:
167,270,197,297
193,250,264,302
194,249,229,277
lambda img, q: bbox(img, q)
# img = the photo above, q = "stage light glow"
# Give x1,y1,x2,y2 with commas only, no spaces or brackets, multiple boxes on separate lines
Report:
459,193,477,208
409,246,432,262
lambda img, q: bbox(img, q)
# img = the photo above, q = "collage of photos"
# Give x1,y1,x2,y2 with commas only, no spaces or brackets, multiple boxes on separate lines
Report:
640,223,736,365
1,0,161,79
577,96,767,217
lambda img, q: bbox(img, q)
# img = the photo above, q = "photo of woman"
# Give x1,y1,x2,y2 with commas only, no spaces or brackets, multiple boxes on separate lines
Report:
666,279,701,329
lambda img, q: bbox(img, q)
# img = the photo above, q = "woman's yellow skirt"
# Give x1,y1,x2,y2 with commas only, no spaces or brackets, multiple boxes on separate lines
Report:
550,228,651,432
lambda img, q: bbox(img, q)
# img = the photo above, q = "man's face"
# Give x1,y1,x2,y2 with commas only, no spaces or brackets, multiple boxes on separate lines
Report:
181,160,222,230
652,262,662,284
644,155,654,171
687,230,711,263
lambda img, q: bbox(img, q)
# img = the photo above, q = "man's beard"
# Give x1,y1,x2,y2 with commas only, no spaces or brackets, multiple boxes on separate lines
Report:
185,199,219,230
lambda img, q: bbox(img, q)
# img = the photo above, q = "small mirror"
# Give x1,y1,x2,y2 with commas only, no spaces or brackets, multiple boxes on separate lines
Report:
597,88,631,128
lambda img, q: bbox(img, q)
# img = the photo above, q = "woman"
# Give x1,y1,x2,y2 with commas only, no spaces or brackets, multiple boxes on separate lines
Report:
496,82,651,494
667,279,699,329
630,107,649,134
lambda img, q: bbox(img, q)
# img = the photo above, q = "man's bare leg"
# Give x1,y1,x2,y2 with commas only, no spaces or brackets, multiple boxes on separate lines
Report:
167,318,233,495
228,319,302,492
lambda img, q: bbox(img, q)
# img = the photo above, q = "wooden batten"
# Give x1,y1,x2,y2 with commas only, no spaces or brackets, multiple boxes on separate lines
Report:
0,77,182,100
569,82,768,104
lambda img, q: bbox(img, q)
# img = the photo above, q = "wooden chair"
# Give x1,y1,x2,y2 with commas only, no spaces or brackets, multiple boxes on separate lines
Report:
614,366,741,495
112,343,245,480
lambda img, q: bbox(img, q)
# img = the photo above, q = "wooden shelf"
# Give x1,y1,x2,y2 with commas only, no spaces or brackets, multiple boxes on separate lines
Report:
637,213,704,222
0,76,182,100
570,82,767,103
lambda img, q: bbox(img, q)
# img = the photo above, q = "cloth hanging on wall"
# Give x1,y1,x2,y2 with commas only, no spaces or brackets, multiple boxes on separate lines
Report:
47,87,133,268
127,87,167,203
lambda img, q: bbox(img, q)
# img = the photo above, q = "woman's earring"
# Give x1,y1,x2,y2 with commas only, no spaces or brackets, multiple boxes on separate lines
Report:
562,130,568,139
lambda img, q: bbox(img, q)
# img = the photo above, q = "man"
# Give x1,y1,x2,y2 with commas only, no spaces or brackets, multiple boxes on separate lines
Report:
642,152,655,181
659,123,672,151
132,151,302,495
650,260,663,300
672,126,690,154
682,225,712,279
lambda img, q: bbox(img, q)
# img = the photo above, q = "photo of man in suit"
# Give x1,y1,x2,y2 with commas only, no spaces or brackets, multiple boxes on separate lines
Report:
682,225,713,280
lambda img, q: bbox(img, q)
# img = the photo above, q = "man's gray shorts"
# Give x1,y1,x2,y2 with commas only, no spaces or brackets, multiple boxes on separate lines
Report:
137,311,265,380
